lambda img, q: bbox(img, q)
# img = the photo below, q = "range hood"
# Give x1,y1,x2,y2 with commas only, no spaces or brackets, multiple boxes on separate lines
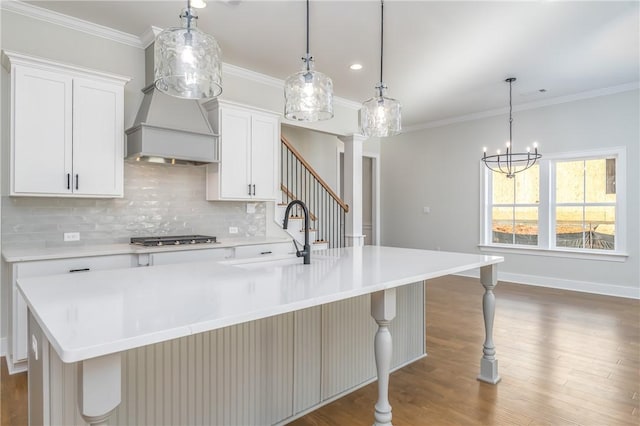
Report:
125,42,218,165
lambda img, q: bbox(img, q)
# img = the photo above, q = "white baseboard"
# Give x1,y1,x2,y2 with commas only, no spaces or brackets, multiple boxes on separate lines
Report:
455,269,639,299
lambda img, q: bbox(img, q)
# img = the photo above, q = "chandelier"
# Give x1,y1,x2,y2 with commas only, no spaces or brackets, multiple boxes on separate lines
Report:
482,78,541,178
284,0,334,122
154,0,222,99
360,0,401,138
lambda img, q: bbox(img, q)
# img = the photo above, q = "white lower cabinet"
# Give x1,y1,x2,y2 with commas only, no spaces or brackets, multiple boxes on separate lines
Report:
41,282,425,425
233,242,293,259
5,254,136,374
144,247,233,266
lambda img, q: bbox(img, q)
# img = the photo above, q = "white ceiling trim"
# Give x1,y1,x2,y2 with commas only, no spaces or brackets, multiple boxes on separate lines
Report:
1,0,144,49
403,81,640,133
223,62,362,111
2,1,362,112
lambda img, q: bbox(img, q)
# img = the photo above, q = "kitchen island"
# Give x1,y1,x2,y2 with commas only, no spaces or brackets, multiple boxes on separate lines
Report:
19,245,503,426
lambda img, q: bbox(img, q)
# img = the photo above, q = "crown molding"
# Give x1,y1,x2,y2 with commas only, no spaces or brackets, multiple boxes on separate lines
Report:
403,81,640,133
1,1,363,112
1,0,144,48
140,26,162,49
222,62,362,111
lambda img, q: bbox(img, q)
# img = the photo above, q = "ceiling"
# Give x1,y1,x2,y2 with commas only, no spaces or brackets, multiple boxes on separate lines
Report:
24,1,640,128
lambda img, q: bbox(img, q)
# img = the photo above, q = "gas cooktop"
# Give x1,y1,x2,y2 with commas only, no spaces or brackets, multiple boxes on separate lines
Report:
130,235,217,247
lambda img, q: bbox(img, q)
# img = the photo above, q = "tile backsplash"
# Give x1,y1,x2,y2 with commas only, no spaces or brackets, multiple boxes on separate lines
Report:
1,162,266,249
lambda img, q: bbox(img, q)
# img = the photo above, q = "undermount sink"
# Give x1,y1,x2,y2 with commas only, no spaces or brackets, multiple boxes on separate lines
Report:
221,254,329,270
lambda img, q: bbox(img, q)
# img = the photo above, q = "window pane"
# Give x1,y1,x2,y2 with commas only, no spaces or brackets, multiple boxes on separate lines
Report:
492,174,514,205
492,207,513,244
491,207,538,246
556,206,615,250
556,160,584,203
585,206,615,250
556,206,584,248
515,164,539,204
585,159,616,203
514,207,538,245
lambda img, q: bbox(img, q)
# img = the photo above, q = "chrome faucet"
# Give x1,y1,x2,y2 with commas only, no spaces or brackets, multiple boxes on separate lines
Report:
283,200,311,265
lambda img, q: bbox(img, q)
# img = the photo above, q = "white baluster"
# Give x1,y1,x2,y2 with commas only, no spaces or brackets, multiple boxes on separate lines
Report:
478,264,501,384
371,288,396,426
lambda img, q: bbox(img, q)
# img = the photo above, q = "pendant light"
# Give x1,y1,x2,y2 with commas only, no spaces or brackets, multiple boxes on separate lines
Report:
154,0,222,100
284,0,334,122
482,78,541,178
360,0,401,138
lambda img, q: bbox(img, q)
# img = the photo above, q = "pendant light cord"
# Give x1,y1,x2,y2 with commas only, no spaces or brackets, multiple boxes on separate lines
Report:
509,78,513,147
306,0,310,71
380,0,384,85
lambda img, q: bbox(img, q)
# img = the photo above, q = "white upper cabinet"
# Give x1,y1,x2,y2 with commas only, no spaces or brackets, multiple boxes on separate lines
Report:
2,51,129,197
204,100,279,201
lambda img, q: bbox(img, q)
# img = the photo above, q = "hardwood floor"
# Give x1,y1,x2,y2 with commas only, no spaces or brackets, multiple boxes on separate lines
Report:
2,276,638,426
1,355,27,426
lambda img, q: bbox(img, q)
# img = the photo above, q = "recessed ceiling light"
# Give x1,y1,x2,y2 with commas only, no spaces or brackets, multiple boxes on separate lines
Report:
191,0,207,8
350,63,363,71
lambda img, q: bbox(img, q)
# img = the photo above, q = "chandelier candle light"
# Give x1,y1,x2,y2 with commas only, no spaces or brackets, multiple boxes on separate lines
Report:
154,0,222,99
284,0,334,122
482,77,541,178
360,0,401,138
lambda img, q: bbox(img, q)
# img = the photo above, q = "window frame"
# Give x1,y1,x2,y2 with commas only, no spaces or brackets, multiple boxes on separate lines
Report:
479,147,628,262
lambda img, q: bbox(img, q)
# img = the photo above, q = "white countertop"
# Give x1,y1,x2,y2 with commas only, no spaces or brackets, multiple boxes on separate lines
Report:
2,236,291,262
18,246,503,364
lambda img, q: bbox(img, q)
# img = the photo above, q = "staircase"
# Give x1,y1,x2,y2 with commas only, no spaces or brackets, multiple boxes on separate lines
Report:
276,136,349,250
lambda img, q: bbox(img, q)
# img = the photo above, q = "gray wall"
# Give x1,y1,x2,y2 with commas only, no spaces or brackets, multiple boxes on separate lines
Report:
1,162,266,249
381,90,640,296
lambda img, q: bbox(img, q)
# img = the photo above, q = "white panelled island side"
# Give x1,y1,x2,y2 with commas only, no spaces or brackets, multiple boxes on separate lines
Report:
18,246,503,426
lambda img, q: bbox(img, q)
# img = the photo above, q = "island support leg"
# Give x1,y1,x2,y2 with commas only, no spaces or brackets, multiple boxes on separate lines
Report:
371,288,397,426
478,264,501,384
78,352,122,425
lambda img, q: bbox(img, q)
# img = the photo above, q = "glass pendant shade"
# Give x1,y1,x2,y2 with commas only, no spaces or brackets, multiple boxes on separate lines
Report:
284,57,334,121
360,1,402,138
154,7,222,100
360,85,401,137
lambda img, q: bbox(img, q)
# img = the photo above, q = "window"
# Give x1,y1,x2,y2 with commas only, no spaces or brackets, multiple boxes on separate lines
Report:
481,148,627,260
491,165,539,246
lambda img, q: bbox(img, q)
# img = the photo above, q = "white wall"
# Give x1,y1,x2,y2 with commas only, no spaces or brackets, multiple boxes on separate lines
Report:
381,90,640,298
281,125,342,194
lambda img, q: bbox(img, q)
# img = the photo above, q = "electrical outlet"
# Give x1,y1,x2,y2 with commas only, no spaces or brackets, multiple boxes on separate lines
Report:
229,227,239,234
63,232,80,242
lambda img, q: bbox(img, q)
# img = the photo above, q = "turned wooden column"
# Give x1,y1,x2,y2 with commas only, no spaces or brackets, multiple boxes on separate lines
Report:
78,352,122,425
370,288,397,426
478,264,501,384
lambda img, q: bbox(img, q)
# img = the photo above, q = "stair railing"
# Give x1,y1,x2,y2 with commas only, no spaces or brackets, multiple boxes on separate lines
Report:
281,136,349,248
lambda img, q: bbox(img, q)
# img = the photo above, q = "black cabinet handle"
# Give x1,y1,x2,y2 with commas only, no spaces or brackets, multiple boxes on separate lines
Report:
252,184,256,196
260,251,272,255
248,184,251,195
75,174,79,190
69,268,90,273
66,173,70,190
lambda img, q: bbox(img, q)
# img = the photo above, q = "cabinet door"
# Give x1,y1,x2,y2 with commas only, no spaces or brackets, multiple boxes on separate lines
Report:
72,78,124,196
12,66,73,195
219,107,252,199
150,248,232,266
250,113,279,200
